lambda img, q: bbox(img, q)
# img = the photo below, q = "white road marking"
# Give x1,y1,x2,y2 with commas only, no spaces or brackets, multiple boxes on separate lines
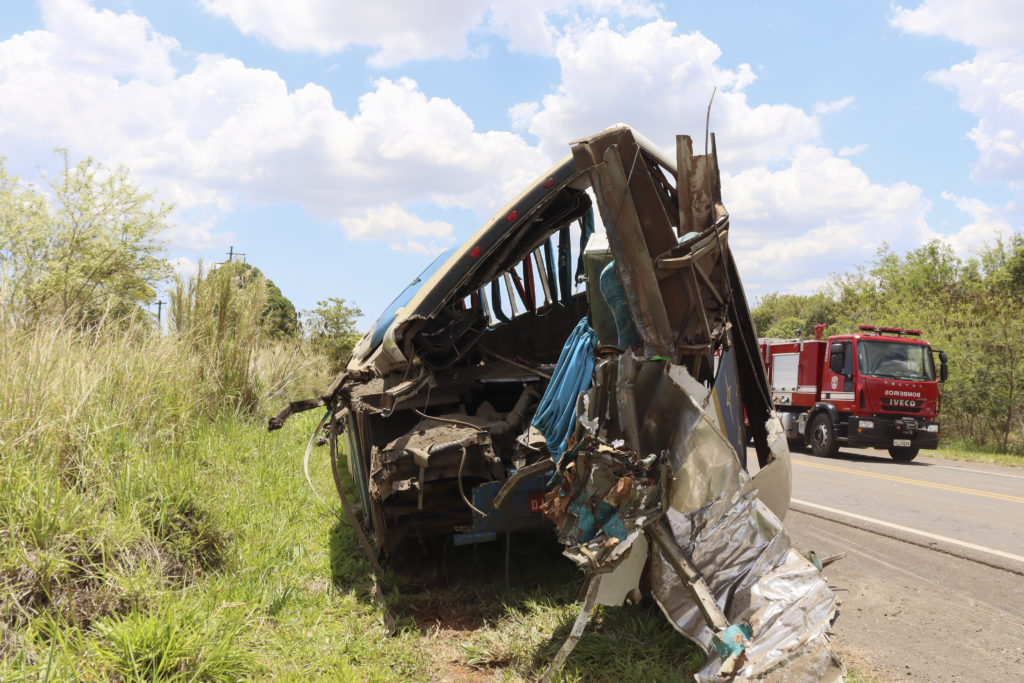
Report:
929,464,1024,480
791,498,1024,565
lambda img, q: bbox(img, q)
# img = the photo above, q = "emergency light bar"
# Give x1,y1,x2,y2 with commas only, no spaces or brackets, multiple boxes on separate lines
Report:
903,329,922,336
858,324,876,333
878,326,902,335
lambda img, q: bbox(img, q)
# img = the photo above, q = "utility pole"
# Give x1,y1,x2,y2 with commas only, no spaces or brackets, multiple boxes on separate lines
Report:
225,246,246,264
155,300,165,332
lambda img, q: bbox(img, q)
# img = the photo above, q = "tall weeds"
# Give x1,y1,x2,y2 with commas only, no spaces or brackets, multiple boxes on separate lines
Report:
168,262,268,414
0,290,323,677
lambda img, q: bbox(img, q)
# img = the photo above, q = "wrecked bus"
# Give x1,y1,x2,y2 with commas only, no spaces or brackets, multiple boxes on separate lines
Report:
270,125,841,681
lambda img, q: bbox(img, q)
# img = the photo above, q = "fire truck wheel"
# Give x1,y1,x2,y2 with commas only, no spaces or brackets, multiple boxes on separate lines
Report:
888,446,919,462
808,413,838,458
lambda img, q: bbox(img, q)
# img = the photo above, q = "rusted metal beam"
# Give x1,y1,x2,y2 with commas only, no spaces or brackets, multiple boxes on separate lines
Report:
676,135,697,236
677,134,721,236
576,143,674,357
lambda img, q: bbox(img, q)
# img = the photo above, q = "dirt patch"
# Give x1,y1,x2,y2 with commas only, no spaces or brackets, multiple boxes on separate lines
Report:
1,497,229,641
381,532,574,634
0,547,134,632
401,588,493,632
149,495,229,576
787,509,1024,682
425,630,497,682
0,621,30,664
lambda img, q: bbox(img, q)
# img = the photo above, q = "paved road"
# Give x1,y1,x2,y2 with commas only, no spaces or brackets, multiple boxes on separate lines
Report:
762,446,1024,681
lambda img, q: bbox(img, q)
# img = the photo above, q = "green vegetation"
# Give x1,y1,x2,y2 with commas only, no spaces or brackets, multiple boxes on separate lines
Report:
1,153,699,680
753,238,1024,458
232,262,299,339
303,297,364,373
932,442,1024,468
752,292,833,339
0,152,170,328
844,666,883,683
0,320,700,681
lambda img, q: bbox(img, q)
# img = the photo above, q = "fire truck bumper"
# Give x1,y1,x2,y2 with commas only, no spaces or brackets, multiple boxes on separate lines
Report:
846,415,940,450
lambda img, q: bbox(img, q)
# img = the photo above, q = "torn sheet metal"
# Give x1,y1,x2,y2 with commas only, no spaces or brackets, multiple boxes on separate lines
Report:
546,351,839,680
270,124,841,681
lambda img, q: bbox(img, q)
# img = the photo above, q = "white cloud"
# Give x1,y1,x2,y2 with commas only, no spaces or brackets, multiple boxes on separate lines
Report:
169,256,198,279
512,19,819,169
931,192,1014,256
201,0,488,66
0,0,956,305
339,204,455,254
726,146,931,294
891,0,1024,52
838,144,868,157
200,0,657,66
0,2,549,252
506,17,937,297
160,213,234,253
813,96,854,116
893,1,1024,199
35,0,179,82
928,52,1024,188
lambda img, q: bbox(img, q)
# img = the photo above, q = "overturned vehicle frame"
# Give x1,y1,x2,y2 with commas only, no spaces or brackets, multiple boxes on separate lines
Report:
272,126,841,680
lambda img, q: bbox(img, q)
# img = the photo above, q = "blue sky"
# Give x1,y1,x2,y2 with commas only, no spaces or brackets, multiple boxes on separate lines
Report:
1,0,1021,327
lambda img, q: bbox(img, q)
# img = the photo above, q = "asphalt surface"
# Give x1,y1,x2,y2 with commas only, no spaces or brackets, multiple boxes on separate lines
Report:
765,446,1024,682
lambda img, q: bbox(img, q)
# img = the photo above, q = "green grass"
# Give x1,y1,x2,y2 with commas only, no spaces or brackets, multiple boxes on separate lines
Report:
843,666,883,683
1,322,703,681
931,440,1024,468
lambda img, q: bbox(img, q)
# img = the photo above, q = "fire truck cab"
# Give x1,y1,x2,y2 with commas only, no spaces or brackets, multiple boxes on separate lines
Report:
759,324,948,461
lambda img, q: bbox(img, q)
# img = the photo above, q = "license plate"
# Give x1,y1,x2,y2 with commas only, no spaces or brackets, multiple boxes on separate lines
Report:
893,438,911,447
528,493,545,512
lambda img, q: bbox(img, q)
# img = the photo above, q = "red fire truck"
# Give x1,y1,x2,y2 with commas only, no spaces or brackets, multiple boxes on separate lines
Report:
759,324,948,461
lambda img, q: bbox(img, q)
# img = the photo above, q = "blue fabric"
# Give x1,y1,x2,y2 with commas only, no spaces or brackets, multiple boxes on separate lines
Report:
531,317,598,463
564,498,625,543
601,512,628,541
711,623,754,661
599,261,642,348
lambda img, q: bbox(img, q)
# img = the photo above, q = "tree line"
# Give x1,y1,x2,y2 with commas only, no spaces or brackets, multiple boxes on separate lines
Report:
0,152,363,373
752,238,1024,454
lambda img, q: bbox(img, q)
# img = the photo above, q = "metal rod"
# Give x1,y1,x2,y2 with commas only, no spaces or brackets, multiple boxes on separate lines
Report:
648,519,729,631
539,575,603,682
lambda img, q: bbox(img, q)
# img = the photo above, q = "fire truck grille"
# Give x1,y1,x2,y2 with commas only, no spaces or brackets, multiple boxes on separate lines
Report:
881,399,922,412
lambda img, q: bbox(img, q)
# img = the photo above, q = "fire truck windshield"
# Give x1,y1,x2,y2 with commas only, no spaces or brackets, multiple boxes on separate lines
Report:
857,339,935,381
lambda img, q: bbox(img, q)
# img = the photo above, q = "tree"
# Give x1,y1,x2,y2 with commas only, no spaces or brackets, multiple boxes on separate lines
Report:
303,297,363,373
828,239,1024,452
0,151,170,327
751,292,835,338
231,262,297,338
0,162,49,326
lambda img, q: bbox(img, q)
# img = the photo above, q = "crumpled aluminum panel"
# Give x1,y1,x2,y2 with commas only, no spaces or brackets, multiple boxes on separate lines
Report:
648,366,841,681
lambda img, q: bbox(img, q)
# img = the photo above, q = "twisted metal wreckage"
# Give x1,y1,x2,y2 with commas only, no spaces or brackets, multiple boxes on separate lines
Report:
270,126,843,681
